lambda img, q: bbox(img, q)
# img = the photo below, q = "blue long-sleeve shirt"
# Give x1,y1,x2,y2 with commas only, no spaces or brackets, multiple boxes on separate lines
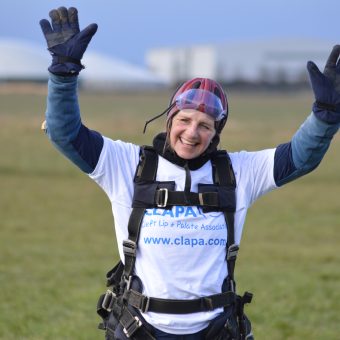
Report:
44,73,339,186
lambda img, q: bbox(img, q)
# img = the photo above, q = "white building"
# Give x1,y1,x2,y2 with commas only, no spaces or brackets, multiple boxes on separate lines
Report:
0,38,166,90
0,39,49,82
146,38,334,85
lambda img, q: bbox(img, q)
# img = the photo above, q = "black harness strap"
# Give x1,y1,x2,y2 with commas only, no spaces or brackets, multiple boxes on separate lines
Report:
124,289,236,314
154,189,225,208
123,147,158,280
212,151,238,286
116,306,155,339
122,208,146,280
135,146,158,181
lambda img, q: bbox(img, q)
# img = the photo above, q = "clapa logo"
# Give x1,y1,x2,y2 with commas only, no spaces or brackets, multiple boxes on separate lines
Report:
144,206,222,219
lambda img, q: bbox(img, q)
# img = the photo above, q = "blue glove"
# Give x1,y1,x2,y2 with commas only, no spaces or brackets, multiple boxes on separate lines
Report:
307,45,340,124
40,7,98,76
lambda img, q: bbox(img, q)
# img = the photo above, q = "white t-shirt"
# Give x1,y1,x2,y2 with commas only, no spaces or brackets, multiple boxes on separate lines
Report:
89,137,277,334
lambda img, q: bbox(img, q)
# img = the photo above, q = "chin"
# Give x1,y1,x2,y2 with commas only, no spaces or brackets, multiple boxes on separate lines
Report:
177,150,198,160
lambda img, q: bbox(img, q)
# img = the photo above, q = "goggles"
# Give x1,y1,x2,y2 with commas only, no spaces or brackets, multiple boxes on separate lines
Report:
174,89,226,121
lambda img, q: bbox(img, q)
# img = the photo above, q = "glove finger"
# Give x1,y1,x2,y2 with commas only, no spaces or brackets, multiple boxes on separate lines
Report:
307,61,324,81
324,45,340,75
58,6,70,28
77,23,98,44
68,7,80,32
39,19,53,36
49,9,61,32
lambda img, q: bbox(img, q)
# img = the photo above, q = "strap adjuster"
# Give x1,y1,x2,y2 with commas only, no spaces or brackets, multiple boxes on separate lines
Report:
155,188,168,208
227,244,239,261
201,297,214,311
123,316,142,338
125,275,132,291
123,240,137,257
125,289,151,312
140,295,151,313
101,289,116,312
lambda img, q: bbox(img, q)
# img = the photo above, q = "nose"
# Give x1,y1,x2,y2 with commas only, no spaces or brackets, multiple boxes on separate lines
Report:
186,122,199,138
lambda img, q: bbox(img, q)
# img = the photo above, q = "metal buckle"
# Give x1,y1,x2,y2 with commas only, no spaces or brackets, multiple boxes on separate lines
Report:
202,297,214,311
123,316,142,338
229,279,236,293
198,193,204,206
227,244,239,261
101,289,116,312
156,188,168,207
123,240,137,257
141,295,150,313
125,275,132,291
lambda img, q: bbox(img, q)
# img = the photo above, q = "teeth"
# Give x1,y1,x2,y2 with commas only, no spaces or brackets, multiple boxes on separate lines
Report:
181,138,196,146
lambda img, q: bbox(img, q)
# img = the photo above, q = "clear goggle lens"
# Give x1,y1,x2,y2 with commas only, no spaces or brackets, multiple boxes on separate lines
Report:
175,89,226,121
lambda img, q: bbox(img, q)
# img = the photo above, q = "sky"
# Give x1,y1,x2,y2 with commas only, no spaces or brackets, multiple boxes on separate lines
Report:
1,0,339,67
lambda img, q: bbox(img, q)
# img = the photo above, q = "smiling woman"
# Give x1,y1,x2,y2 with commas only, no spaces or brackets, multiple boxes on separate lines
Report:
39,6,340,340
169,109,216,159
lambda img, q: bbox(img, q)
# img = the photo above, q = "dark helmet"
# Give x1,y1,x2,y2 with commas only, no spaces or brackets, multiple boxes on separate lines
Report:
167,78,228,134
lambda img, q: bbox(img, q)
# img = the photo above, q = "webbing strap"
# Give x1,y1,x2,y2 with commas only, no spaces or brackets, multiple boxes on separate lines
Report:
155,189,221,208
123,208,145,279
119,307,156,339
212,152,238,282
123,147,158,279
135,146,158,181
212,151,236,187
124,289,236,314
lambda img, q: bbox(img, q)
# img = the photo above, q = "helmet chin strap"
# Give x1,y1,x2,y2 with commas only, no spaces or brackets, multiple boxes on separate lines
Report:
143,102,176,134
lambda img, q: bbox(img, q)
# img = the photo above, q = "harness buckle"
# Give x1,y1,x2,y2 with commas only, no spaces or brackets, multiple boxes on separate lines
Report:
125,275,133,291
140,295,151,313
227,244,239,261
123,240,137,257
198,192,204,206
123,316,142,338
101,289,116,312
202,297,214,311
229,279,236,293
156,188,168,208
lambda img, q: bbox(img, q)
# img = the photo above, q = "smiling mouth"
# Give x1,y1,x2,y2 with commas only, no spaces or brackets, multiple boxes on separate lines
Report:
180,137,198,146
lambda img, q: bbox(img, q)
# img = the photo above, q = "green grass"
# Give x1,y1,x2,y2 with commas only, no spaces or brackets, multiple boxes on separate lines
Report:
0,86,339,339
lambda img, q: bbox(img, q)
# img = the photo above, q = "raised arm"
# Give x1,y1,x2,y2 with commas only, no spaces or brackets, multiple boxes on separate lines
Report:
40,7,103,174
274,45,340,187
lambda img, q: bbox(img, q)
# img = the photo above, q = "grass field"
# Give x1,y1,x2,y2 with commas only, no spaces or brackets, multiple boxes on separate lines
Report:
0,85,339,339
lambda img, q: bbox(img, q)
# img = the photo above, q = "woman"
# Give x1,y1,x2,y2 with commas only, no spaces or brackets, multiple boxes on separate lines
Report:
40,7,339,340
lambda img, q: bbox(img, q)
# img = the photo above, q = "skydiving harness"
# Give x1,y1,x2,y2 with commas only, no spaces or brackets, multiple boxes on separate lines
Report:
97,146,253,339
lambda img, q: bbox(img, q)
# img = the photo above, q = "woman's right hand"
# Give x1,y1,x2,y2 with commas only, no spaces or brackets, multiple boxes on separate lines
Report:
39,7,98,76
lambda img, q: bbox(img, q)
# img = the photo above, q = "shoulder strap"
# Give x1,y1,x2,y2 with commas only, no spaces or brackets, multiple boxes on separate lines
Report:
134,145,158,182
123,146,158,280
211,151,238,288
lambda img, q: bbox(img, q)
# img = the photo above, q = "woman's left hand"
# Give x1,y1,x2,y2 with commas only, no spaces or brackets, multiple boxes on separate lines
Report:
307,45,340,124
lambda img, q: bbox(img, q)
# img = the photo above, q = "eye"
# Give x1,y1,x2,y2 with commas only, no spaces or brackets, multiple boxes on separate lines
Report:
200,123,213,131
179,117,190,123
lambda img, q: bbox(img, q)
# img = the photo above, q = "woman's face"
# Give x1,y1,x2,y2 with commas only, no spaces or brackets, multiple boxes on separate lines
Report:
169,109,216,159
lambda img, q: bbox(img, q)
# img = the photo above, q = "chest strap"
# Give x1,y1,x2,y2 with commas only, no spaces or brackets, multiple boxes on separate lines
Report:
154,187,235,211
133,185,235,211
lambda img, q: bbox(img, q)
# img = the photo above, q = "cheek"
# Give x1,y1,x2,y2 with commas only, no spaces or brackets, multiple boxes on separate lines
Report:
204,131,216,144
168,127,177,148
